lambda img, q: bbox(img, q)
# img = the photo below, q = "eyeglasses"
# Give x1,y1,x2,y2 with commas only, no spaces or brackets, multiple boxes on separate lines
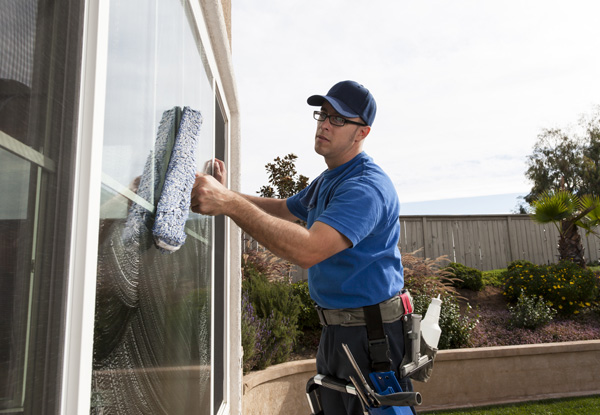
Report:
313,111,367,127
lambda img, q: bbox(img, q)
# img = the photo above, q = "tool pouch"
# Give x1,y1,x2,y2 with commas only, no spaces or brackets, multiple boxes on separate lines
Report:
412,336,437,382
400,314,437,383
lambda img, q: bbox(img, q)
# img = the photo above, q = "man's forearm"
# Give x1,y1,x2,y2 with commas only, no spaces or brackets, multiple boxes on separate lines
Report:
238,193,297,221
225,193,313,267
190,174,342,267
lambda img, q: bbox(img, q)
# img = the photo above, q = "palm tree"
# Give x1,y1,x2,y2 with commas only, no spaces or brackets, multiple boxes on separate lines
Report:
530,190,600,268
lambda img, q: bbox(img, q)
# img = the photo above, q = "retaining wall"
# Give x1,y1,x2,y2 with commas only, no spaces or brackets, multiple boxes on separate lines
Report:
242,340,600,414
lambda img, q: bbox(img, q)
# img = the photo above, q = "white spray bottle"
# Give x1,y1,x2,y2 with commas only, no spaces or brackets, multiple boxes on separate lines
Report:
421,295,442,349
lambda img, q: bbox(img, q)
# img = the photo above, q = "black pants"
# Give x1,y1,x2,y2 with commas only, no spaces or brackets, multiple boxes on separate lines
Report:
316,318,417,415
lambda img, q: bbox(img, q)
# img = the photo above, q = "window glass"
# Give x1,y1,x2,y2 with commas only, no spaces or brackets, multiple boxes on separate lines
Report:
91,0,216,413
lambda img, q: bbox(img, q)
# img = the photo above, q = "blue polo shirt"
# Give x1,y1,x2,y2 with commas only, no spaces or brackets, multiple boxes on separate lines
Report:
286,152,404,309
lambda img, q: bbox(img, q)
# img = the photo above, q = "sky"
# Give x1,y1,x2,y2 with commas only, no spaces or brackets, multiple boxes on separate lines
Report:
231,1,600,214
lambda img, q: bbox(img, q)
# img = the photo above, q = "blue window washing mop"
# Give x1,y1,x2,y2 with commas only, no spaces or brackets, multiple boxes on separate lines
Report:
121,106,202,254
121,107,180,249
152,106,203,253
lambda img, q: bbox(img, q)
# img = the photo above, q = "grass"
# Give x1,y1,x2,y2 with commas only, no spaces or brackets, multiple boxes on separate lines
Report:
423,395,600,414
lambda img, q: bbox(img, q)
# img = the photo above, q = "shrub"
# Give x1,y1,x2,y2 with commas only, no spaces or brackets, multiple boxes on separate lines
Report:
412,288,478,349
241,292,267,373
242,244,291,282
445,262,484,291
402,250,458,298
508,290,557,330
291,280,320,331
482,269,507,287
402,250,478,349
503,260,599,315
507,259,536,270
242,266,301,371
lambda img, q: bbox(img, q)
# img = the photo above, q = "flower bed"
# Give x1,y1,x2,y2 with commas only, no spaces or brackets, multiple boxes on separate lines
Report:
460,286,600,348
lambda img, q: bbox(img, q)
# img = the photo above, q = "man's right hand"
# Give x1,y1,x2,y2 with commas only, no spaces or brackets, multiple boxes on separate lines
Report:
191,173,231,216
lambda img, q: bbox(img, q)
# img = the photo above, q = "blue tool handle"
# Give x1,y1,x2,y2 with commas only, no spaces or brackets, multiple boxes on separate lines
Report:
369,371,422,407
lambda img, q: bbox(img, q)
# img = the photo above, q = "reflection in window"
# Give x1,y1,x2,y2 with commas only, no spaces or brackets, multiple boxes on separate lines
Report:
0,148,34,411
91,0,218,413
1,0,83,412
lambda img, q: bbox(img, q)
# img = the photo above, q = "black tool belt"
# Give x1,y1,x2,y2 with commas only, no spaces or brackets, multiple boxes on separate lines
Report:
316,293,410,372
315,295,405,327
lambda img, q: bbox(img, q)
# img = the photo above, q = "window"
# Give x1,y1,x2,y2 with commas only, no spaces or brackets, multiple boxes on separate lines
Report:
90,0,227,413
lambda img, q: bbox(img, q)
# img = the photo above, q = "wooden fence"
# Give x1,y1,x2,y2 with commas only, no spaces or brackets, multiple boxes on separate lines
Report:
243,215,600,278
399,214,600,270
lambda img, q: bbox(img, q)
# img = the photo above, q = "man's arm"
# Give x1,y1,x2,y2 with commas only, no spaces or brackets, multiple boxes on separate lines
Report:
191,174,351,269
205,158,297,221
238,193,299,222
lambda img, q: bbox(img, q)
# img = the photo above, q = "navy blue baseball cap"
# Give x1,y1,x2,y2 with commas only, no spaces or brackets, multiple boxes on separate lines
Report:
307,80,377,126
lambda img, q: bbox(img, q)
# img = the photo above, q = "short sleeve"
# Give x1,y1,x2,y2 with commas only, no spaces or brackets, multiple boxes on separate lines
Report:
316,179,383,247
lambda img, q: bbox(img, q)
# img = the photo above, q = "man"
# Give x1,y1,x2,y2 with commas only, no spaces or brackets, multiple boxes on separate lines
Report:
191,80,414,414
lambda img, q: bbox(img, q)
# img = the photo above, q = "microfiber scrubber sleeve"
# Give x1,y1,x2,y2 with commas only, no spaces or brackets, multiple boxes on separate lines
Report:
152,107,203,253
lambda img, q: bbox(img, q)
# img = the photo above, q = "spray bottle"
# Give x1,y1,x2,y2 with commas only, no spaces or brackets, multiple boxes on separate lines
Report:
421,295,442,349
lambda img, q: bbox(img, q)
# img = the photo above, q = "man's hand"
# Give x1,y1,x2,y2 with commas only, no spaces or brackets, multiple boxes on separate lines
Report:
191,173,231,216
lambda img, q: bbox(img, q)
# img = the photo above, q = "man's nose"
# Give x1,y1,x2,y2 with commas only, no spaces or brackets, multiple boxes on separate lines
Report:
320,116,333,129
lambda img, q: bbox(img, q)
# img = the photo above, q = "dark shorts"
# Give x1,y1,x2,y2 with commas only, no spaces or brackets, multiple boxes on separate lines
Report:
316,318,417,415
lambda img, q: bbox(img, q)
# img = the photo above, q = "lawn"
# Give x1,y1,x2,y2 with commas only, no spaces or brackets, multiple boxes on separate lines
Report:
423,395,600,414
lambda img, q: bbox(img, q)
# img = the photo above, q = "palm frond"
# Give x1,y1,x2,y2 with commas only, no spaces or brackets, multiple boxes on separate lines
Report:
530,190,577,223
576,195,600,235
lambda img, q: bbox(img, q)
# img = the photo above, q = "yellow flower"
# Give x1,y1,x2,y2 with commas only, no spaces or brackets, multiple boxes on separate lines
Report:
562,297,566,300
570,281,574,285
586,302,591,306
559,305,563,309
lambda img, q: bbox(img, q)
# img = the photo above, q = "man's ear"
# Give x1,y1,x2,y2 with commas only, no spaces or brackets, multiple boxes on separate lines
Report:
356,126,371,142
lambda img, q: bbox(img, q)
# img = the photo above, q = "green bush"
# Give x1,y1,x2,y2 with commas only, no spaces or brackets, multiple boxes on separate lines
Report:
241,291,262,373
291,280,320,331
507,259,536,270
503,260,599,315
242,268,301,371
412,290,478,349
482,269,507,287
445,262,484,291
508,290,557,329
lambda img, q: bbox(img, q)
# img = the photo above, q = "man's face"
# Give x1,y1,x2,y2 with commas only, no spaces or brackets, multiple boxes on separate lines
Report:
314,101,369,169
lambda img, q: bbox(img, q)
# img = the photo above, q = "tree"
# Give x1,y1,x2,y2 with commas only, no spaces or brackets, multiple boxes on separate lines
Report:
580,108,600,197
529,190,600,267
524,128,584,204
259,153,309,199
524,106,600,205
